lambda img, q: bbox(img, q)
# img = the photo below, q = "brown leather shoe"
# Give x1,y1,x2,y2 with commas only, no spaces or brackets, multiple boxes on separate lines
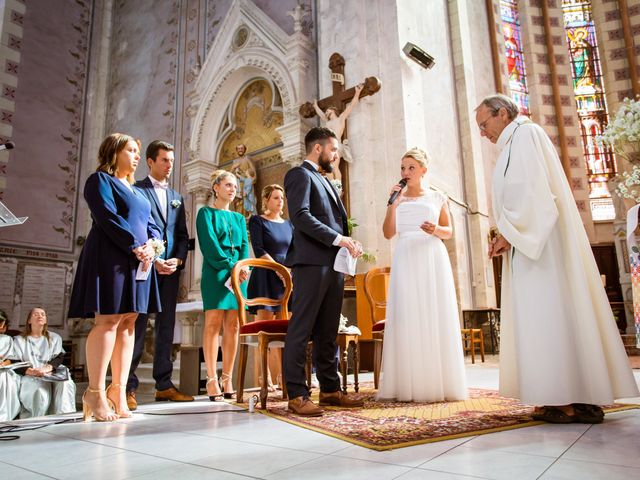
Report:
155,387,194,402
126,391,138,411
287,396,324,416
319,390,364,408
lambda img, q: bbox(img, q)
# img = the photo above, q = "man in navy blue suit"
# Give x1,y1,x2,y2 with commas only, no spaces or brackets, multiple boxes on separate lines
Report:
126,140,192,407
283,127,364,416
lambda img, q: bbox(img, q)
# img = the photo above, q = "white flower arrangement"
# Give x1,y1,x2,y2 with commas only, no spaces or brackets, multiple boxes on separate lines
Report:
148,238,166,259
615,165,640,203
597,97,640,203
597,97,640,164
170,199,181,208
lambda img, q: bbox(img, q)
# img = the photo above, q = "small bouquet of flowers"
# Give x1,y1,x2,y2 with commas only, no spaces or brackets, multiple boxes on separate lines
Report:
148,238,166,259
136,238,165,281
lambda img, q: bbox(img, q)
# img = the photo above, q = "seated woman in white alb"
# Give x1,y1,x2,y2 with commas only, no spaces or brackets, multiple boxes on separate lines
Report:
0,311,20,421
12,308,76,418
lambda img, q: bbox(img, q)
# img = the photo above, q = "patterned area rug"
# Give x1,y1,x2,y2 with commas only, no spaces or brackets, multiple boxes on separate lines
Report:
250,384,638,451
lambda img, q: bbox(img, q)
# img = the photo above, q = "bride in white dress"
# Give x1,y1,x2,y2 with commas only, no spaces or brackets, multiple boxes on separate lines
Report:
377,148,467,402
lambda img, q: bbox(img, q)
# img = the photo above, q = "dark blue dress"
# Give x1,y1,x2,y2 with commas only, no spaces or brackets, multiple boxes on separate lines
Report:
68,172,161,318
247,215,294,313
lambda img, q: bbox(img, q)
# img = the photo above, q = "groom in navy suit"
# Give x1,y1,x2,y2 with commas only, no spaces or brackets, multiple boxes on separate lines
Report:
283,127,363,416
126,140,192,407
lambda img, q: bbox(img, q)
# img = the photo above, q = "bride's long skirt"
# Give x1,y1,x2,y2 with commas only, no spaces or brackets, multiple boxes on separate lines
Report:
377,232,468,402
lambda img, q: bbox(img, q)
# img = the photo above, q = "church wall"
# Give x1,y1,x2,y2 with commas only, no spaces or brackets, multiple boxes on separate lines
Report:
316,0,408,270
0,0,93,333
103,0,180,164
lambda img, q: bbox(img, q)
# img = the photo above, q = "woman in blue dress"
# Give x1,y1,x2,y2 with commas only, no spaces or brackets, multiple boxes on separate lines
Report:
247,184,293,390
69,133,161,421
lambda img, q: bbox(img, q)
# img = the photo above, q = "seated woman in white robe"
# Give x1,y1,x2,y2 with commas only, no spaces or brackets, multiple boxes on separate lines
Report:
0,311,21,421
12,308,76,418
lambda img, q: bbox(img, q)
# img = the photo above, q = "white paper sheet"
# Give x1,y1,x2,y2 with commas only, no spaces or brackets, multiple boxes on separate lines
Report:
135,262,151,281
333,247,357,275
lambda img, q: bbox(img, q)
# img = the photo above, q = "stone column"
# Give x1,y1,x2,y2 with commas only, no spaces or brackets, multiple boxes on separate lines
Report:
183,156,215,298
178,311,203,347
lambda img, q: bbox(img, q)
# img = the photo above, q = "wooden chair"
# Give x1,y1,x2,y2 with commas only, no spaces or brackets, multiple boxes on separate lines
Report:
363,267,390,388
231,258,292,410
461,328,485,364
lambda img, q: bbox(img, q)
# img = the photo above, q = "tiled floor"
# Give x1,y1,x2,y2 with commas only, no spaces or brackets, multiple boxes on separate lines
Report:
1,360,638,480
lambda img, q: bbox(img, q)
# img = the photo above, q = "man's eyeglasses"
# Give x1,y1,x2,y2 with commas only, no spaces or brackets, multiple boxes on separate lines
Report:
478,112,497,131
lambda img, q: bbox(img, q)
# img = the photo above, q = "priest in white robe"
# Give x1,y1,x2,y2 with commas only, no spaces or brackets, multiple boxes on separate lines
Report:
476,94,639,423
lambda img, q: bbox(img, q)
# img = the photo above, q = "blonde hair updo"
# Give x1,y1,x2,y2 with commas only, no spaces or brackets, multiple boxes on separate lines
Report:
402,148,430,169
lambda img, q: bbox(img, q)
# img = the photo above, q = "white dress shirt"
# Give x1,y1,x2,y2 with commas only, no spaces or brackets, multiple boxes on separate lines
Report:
149,175,168,221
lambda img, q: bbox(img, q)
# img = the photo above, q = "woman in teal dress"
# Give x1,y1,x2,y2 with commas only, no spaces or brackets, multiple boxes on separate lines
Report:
196,169,249,400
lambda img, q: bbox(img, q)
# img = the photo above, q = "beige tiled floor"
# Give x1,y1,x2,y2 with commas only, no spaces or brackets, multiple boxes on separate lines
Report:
1,359,638,480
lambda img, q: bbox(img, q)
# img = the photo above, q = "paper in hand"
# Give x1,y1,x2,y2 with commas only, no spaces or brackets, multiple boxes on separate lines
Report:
224,277,234,292
333,246,357,275
136,262,151,281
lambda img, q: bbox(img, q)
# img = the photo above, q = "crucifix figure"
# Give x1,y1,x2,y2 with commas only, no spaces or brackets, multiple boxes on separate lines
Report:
299,53,381,209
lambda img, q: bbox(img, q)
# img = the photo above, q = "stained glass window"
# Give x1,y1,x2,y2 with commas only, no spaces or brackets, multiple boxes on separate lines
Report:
500,0,530,116
562,0,616,221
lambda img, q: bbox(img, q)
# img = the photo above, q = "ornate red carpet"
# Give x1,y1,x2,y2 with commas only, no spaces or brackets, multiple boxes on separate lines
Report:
250,384,638,451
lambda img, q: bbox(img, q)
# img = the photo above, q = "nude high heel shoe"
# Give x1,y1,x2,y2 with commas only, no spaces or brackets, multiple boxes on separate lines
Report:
82,387,118,422
106,384,133,418
206,375,223,402
220,372,236,400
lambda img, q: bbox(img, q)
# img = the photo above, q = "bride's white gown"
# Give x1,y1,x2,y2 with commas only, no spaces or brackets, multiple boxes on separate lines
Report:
377,191,468,402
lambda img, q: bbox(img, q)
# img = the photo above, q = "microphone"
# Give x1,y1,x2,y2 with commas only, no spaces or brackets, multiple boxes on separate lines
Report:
0,141,15,152
387,178,408,206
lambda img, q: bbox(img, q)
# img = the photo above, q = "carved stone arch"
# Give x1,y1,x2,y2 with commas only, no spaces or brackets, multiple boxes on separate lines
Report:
192,51,299,164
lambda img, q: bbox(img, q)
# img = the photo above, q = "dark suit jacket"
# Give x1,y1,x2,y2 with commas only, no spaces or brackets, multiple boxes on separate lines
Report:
284,161,348,267
135,177,189,267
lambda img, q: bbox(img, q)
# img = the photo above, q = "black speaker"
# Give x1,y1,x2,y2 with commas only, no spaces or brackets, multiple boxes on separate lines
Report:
402,42,435,70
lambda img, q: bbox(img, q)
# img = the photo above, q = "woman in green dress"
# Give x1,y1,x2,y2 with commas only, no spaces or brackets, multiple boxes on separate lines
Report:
196,169,249,400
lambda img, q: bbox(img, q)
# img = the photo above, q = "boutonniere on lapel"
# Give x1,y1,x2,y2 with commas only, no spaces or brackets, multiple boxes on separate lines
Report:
170,199,181,208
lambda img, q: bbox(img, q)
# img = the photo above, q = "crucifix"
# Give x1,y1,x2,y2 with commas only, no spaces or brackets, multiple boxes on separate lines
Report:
299,52,381,213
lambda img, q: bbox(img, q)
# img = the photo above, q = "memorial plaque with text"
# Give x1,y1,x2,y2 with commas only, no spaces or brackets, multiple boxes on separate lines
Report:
20,265,68,326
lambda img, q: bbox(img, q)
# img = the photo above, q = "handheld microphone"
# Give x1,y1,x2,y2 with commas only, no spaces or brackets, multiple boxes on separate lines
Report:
387,178,408,206
0,141,15,152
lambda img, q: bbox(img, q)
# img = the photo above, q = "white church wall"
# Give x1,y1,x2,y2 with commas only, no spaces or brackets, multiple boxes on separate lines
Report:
316,0,415,269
